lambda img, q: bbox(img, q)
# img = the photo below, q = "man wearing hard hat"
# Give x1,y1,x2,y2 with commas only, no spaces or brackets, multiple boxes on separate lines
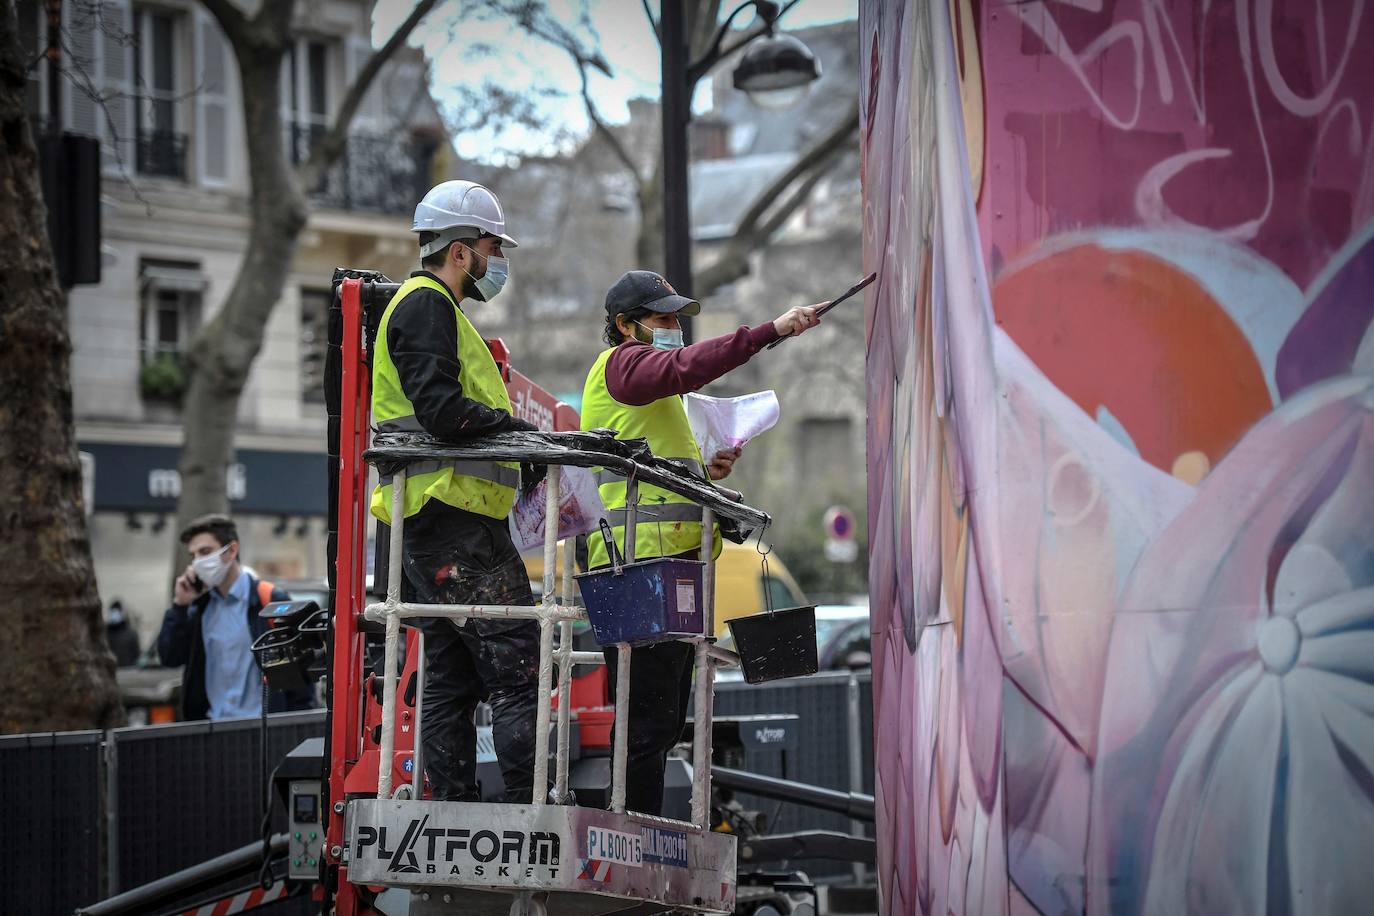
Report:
580,269,822,815
370,180,541,803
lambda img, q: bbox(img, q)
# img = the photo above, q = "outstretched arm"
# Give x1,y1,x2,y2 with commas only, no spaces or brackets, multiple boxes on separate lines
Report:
605,304,821,404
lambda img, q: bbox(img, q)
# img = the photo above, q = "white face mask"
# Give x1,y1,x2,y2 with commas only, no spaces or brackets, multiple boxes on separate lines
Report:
635,321,684,351
461,244,509,301
192,543,234,588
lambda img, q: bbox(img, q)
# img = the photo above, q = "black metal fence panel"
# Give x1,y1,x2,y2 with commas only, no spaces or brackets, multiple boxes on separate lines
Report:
111,708,324,895
3,675,874,911
0,730,105,914
712,671,875,880
111,710,325,911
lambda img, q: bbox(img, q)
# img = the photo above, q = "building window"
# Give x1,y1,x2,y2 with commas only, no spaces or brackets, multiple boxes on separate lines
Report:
286,38,332,164
135,8,188,179
139,262,205,403
300,287,331,404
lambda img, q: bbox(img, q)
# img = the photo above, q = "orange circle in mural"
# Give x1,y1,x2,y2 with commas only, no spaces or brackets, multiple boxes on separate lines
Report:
992,244,1272,473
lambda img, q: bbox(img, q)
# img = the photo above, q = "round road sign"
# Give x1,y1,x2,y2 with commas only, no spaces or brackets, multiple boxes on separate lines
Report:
824,506,856,541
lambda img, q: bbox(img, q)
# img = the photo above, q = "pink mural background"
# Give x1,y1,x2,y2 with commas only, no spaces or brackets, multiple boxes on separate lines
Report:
860,1,1374,913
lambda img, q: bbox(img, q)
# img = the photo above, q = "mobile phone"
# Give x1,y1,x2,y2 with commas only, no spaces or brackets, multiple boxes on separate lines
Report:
188,573,206,593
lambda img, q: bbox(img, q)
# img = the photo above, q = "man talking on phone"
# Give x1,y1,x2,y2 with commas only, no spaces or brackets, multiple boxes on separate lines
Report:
157,514,314,720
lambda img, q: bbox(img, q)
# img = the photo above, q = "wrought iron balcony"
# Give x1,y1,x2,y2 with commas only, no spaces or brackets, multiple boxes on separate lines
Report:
136,129,189,180
290,122,436,216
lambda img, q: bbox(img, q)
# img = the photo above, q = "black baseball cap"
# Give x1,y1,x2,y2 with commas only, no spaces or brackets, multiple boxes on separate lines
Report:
604,270,701,318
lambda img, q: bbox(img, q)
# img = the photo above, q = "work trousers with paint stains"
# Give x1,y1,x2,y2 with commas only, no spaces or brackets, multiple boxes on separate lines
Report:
402,501,541,803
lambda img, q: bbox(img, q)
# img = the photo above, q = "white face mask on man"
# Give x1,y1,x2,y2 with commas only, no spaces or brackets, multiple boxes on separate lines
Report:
192,543,234,588
634,321,684,351
460,244,509,301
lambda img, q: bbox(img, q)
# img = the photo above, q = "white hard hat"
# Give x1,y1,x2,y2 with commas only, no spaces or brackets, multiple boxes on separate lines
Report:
413,179,519,256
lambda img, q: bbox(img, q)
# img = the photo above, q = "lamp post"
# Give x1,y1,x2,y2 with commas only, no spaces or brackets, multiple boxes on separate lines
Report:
659,0,820,341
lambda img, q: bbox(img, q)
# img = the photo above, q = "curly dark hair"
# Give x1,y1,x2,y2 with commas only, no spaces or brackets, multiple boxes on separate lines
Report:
603,308,649,346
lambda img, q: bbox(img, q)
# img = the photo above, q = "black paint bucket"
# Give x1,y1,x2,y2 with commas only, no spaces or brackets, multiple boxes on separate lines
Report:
727,605,819,684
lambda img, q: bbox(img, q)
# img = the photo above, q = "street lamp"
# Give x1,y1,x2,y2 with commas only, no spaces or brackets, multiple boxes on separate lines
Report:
733,33,822,108
660,0,821,341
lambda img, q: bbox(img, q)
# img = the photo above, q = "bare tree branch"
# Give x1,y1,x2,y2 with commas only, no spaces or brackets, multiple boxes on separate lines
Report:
734,102,858,238
756,146,834,239
513,3,612,76
640,0,658,40
298,0,438,189
694,103,859,296
507,3,641,180
576,63,641,182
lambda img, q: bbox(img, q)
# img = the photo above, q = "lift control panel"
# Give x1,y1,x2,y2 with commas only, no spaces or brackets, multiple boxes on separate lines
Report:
288,779,323,880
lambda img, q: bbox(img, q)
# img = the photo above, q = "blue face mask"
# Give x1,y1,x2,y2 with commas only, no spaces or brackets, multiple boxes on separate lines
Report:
462,245,509,301
636,321,684,351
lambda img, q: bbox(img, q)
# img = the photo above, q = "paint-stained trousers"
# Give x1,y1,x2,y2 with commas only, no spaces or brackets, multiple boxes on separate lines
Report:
401,501,541,803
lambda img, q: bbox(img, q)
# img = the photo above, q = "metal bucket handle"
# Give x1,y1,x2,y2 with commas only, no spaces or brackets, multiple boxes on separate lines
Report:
598,518,625,575
757,534,776,617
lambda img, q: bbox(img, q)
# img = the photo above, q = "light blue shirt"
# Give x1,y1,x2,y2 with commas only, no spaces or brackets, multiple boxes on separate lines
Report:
199,571,262,719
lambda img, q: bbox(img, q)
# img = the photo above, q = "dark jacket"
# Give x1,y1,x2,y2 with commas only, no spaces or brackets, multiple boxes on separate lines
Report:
387,271,535,439
157,573,314,720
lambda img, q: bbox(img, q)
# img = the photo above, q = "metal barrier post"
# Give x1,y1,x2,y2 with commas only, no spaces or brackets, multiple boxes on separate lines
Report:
531,469,561,805
554,536,576,802
690,506,716,828
105,731,120,897
377,469,406,799
848,670,866,883
611,643,632,813
609,476,638,812
623,478,638,563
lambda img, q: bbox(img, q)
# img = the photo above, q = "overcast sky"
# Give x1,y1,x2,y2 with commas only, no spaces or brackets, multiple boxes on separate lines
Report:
372,0,858,163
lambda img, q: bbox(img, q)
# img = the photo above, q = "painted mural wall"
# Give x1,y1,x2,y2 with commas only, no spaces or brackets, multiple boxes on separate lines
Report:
860,1,1374,913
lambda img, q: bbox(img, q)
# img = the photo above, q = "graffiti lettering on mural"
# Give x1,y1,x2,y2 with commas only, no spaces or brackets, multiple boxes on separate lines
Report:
1000,0,1374,272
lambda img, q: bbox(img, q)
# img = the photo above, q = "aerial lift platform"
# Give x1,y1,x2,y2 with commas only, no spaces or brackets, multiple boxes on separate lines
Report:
328,271,771,915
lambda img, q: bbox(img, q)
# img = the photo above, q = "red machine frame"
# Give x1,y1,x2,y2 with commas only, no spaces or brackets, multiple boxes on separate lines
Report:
325,277,583,914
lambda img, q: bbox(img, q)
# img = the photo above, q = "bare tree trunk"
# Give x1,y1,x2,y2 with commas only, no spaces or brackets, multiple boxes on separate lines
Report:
174,40,306,535
172,0,435,570
0,0,122,734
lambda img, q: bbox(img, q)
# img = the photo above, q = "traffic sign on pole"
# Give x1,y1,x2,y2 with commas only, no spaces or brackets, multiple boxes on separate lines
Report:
824,506,856,541
823,506,858,564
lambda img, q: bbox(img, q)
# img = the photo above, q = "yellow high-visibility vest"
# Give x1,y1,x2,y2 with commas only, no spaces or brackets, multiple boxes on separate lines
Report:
580,346,720,567
370,274,519,523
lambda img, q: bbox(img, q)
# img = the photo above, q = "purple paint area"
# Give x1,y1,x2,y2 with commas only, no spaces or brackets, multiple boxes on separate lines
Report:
1276,231,1374,398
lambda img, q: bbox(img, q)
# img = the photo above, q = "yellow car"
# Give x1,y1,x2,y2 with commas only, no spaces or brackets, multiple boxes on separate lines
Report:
524,540,807,639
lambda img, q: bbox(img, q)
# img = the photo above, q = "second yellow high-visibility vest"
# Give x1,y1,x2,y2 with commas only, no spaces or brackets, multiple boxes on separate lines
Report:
580,346,721,567
370,274,520,523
